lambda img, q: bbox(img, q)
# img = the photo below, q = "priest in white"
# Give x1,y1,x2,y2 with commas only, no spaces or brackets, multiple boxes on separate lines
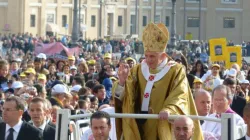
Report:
202,85,245,138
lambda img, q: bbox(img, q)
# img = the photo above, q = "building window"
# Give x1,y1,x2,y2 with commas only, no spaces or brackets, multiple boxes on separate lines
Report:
165,16,170,26
130,15,136,34
118,16,122,27
154,15,161,23
187,17,199,27
91,15,96,27
47,14,54,23
223,17,235,28
221,0,237,4
30,15,36,27
186,0,199,3
143,16,147,26
62,15,67,27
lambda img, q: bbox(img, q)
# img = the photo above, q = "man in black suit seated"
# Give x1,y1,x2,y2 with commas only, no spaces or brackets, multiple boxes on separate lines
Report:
238,103,250,140
223,78,246,117
0,96,42,140
29,97,56,140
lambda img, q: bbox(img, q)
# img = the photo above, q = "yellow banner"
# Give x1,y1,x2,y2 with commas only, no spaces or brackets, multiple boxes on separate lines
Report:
225,47,242,69
209,38,227,62
185,32,193,40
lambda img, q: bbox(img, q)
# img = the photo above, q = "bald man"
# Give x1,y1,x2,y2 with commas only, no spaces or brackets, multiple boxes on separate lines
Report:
174,116,194,140
194,89,212,124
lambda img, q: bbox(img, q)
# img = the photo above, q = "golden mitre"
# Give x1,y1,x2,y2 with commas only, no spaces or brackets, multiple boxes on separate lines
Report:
142,23,169,52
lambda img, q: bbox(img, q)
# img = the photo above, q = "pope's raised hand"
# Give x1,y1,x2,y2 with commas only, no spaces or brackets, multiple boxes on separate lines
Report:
118,63,130,86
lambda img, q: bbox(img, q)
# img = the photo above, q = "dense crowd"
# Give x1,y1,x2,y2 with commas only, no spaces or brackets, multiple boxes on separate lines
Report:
0,31,250,140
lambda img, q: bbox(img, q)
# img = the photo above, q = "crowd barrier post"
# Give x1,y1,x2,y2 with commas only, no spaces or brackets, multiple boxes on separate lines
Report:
56,110,242,140
55,109,70,140
221,113,236,140
70,121,78,140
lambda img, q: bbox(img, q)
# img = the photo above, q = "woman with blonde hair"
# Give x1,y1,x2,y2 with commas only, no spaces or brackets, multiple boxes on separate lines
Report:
77,61,88,75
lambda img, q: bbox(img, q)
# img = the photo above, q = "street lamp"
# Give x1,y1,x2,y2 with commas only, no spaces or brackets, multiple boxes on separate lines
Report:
183,0,186,40
99,0,104,38
198,0,201,41
71,0,79,46
135,0,138,34
170,0,177,48
79,0,82,37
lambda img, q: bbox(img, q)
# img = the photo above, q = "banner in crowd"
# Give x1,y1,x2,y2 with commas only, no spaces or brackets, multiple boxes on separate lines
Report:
226,46,242,69
34,42,80,60
209,38,227,62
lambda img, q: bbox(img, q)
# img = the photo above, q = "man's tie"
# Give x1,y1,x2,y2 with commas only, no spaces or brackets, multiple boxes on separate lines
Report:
7,128,14,140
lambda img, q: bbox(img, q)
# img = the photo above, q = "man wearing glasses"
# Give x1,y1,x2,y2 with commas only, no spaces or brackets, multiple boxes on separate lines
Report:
0,96,42,140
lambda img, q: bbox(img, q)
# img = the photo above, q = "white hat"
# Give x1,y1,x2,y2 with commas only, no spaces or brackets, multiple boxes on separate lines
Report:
11,81,24,89
37,53,47,60
70,66,77,70
51,84,69,95
70,85,82,92
227,68,237,77
15,58,22,62
240,80,249,84
79,58,86,63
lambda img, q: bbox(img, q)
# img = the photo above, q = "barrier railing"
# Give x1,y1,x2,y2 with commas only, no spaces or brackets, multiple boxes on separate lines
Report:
55,109,244,140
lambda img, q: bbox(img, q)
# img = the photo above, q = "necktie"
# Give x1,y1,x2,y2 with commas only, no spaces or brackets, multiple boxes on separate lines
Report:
7,128,14,140
38,128,43,133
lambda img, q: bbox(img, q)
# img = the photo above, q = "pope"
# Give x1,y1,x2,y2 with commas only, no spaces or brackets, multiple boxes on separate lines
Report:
113,23,203,140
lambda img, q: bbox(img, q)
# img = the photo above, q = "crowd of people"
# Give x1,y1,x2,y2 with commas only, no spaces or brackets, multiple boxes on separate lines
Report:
0,22,250,140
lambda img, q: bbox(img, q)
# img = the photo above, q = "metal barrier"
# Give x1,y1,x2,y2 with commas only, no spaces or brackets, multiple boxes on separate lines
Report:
55,109,245,140
69,121,78,140
75,119,90,140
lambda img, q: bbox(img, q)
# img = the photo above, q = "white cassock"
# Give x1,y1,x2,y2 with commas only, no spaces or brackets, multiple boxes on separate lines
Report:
202,113,245,138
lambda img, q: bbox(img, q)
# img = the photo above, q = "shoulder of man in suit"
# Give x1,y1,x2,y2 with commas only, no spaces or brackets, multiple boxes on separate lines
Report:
235,95,247,102
21,121,43,135
47,121,56,128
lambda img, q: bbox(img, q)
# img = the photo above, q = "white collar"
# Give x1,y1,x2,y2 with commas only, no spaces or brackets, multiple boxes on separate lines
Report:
33,120,47,131
156,58,168,71
246,134,250,140
5,119,23,134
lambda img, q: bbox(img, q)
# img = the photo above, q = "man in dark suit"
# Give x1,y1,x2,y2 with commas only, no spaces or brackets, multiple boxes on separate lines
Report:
0,96,42,140
29,97,56,140
223,78,246,117
238,103,250,140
